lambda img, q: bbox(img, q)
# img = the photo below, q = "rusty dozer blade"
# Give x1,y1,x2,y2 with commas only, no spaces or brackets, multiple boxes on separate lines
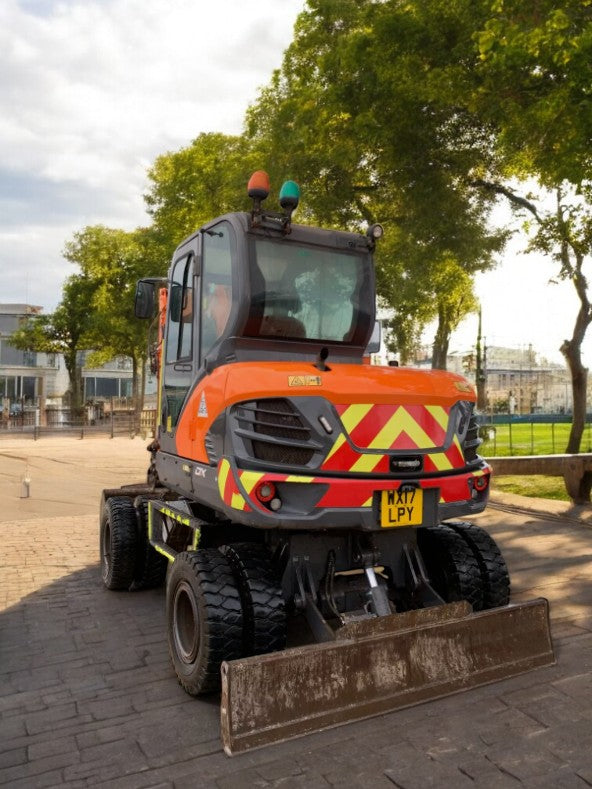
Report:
220,597,554,756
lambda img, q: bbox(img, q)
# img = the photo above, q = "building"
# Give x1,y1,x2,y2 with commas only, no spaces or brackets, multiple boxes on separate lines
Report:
79,352,134,401
412,343,574,414
0,304,138,413
0,304,69,410
483,346,572,415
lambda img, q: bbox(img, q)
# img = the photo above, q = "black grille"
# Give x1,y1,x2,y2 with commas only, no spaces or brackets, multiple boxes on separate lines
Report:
252,442,314,465
235,399,314,466
462,411,482,463
253,399,311,441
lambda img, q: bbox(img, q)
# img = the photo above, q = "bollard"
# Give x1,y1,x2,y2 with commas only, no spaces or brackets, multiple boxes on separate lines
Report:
20,476,31,498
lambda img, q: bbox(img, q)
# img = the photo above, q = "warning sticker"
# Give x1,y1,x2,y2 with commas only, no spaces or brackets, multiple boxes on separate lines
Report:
288,375,322,387
198,392,208,417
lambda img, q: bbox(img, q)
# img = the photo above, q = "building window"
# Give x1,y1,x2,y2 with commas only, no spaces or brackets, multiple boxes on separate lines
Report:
23,376,36,400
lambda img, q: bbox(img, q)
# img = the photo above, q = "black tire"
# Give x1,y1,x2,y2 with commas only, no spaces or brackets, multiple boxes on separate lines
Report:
166,550,243,695
446,521,510,609
131,496,168,590
220,543,287,656
100,497,138,590
417,524,484,611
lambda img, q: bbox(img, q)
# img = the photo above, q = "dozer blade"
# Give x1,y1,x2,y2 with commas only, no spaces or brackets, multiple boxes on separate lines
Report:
220,598,554,756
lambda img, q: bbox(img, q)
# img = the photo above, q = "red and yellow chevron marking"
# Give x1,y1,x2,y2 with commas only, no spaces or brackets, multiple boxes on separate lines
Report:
217,457,490,513
321,403,466,474
217,458,252,512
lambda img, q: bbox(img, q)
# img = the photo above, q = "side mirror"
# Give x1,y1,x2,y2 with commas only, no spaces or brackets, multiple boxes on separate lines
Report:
135,280,155,319
366,320,381,354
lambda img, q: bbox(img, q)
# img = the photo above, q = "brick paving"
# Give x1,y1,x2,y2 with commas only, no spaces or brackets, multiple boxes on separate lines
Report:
1,441,592,787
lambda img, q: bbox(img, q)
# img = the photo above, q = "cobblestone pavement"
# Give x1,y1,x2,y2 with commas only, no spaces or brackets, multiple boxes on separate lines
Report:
1,441,592,787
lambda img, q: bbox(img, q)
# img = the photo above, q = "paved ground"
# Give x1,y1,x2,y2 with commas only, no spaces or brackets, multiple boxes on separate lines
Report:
1,437,592,787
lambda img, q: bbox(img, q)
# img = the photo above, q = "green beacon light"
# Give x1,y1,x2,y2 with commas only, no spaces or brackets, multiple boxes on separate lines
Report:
279,180,300,212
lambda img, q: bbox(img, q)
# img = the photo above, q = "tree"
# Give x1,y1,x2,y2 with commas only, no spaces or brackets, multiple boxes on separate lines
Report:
144,132,262,265
63,225,152,410
246,0,506,364
471,0,592,451
10,275,96,410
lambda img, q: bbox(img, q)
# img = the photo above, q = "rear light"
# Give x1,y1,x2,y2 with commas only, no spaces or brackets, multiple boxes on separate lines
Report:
255,481,283,512
255,481,276,502
474,474,489,491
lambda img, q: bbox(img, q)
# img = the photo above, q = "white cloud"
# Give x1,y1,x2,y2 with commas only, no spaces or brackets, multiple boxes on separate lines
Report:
0,0,304,308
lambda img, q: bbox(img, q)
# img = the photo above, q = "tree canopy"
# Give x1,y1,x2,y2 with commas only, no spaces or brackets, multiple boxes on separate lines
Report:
10,274,97,410
470,0,592,451
48,0,592,450
63,225,156,406
246,0,506,361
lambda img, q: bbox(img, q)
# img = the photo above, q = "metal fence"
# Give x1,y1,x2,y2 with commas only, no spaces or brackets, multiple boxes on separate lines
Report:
0,406,157,440
477,414,592,456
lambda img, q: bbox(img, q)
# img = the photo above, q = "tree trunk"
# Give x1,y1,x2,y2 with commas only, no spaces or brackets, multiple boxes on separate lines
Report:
562,250,591,454
432,327,449,369
432,306,450,370
562,338,588,453
65,351,83,413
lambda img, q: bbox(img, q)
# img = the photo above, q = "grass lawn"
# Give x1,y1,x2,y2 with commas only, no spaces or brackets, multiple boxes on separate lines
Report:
480,421,592,456
490,475,569,502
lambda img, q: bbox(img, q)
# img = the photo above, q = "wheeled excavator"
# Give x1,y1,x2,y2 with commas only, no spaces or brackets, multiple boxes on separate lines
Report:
100,171,554,755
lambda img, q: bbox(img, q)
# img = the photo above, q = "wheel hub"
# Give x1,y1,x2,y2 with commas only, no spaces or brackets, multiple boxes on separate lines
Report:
173,581,200,664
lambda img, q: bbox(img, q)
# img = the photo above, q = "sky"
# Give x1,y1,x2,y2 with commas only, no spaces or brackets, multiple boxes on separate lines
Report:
0,0,586,368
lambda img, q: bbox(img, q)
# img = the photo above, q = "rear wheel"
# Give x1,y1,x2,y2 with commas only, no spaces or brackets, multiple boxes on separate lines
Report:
166,550,243,695
100,497,138,590
131,496,168,590
221,543,287,656
418,524,484,611
446,521,510,609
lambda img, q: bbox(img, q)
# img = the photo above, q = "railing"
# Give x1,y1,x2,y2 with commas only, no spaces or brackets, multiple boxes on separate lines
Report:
478,414,592,456
0,406,157,440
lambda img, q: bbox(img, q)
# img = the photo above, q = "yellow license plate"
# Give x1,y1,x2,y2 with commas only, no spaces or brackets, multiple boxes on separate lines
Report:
380,488,423,528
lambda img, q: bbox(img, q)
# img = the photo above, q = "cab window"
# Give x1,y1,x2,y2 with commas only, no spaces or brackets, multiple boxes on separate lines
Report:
166,255,194,362
246,238,370,343
201,223,234,358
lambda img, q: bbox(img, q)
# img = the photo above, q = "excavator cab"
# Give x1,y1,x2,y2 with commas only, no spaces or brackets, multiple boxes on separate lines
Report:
99,171,555,755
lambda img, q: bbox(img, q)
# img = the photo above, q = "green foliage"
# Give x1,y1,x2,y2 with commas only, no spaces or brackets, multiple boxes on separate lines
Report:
47,0,591,419
63,225,154,403
10,275,97,409
471,1,592,451
246,0,507,361
144,132,263,265
475,0,592,186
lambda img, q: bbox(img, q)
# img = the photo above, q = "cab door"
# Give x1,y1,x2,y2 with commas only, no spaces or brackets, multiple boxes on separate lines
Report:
160,250,196,455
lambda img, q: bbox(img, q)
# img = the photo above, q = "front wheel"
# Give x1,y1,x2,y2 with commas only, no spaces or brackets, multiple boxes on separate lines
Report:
417,524,484,611
166,550,243,695
446,521,510,609
220,543,287,657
